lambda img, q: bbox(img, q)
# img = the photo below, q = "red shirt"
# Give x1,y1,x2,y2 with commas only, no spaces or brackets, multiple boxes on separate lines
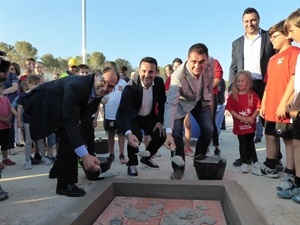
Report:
226,91,261,135
0,95,11,130
165,76,171,91
212,59,223,94
264,46,300,123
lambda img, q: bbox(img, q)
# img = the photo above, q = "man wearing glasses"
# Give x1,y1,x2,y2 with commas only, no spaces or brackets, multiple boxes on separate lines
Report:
24,66,119,197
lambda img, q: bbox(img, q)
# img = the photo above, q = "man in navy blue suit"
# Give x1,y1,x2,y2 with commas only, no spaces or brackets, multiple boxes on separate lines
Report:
25,67,119,197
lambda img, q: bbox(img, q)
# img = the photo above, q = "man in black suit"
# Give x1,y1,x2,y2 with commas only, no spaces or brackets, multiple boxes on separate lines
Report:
228,7,280,167
25,67,119,197
116,57,166,178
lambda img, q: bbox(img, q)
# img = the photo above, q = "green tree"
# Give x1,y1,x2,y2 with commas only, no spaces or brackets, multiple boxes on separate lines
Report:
158,66,166,79
56,57,68,74
13,41,38,65
115,58,132,72
0,42,14,61
88,51,105,70
40,53,59,72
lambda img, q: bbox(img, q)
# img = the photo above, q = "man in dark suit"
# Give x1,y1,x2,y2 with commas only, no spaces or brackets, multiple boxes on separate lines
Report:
229,7,275,96
25,67,119,197
228,7,280,167
116,57,166,178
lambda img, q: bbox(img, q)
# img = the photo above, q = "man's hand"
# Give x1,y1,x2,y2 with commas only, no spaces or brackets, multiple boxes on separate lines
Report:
126,133,139,148
81,154,100,172
164,133,176,151
153,122,165,137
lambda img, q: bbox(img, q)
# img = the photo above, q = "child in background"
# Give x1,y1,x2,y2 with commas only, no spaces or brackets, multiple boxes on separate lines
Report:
16,75,51,170
226,70,261,174
252,20,299,185
276,9,300,204
0,82,15,169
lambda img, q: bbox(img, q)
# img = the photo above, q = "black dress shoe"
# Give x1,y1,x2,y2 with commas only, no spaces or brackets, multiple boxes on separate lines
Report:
0,186,8,201
48,172,58,179
48,168,58,179
56,184,86,197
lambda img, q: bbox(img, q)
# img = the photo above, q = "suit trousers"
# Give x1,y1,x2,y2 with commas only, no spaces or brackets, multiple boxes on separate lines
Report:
51,128,79,186
126,115,166,166
172,101,213,171
80,117,96,155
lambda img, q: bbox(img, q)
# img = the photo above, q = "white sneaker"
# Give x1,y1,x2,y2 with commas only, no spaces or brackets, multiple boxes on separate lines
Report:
252,161,261,169
251,163,279,178
9,149,17,155
154,152,161,157
41,157,52,165
24,160,32,170
277,173,295,191
241,163,249,174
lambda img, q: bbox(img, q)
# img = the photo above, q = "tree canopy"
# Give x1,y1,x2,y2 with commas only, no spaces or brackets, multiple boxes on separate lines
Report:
0,41,136,75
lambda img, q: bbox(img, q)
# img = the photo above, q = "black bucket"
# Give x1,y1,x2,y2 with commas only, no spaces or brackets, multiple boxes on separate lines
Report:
94,138,109,154
193,155,227,180
97,156,113,173
79,157,112,180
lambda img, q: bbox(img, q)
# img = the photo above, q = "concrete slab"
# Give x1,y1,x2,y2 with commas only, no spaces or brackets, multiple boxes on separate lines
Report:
49,179,263,225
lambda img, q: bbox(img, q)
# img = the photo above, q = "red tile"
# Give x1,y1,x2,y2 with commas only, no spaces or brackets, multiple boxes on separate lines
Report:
94,197,227,225
193,200,227,225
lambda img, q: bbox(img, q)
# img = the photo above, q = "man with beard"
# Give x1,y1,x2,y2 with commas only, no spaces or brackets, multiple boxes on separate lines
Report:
24,66,119,197
116,57,166,178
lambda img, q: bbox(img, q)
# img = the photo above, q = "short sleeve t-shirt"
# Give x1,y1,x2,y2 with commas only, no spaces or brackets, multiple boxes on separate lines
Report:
226,91,261,135
264,46,300,123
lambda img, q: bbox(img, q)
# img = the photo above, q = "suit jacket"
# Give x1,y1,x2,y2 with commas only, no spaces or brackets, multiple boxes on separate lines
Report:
164,57,215,130
228,29,275,90
24,74,101,150
116,75,166,135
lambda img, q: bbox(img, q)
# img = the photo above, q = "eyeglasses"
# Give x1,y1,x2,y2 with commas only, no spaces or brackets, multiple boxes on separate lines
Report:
99,77,115,91
270,33,282,41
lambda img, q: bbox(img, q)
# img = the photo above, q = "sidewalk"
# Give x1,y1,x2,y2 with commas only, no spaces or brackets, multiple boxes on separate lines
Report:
0,116,299,225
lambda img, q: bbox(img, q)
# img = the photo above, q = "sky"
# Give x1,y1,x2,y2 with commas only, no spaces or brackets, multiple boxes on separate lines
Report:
0,0,300,80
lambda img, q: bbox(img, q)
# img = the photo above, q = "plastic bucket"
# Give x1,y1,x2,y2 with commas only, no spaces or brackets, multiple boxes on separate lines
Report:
193,155,227,180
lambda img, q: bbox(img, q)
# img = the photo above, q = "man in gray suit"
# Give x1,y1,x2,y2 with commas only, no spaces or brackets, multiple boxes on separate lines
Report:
164,43,214,180
229,7,279,167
